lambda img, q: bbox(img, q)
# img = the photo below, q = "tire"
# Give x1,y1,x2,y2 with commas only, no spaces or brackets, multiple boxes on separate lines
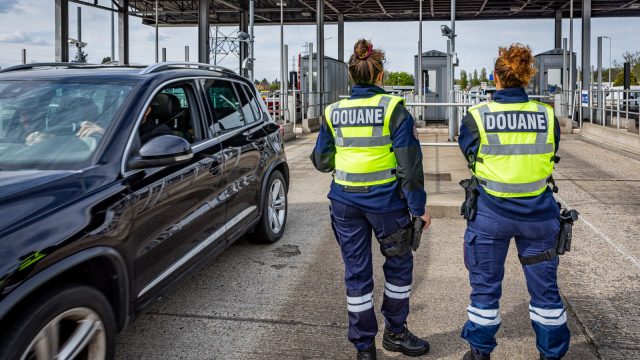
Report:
248,170,288,243
0,285,116,360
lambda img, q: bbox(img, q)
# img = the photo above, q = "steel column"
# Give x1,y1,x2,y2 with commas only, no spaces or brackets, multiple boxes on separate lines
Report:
581,0,591,120
449,0,457,141
55,0,69,62
185,46,190,62
249,0,255,81
597,36,603,124
569,0,575,120
418,0,423,99
555,10,562,49
198,0,210,64
338,13,344,62
118,0,129,65
308,42,314,118
239,7,249,77
162,47,167,62
316,0,325,113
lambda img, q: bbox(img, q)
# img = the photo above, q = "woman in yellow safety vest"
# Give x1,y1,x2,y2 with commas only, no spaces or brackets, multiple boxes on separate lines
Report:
458,43,568,360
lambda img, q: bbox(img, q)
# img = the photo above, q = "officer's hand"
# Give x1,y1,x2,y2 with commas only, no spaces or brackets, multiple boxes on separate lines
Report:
421,213,432,231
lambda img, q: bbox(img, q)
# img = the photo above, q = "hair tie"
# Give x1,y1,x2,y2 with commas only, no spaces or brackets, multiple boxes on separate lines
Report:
358,42,373,60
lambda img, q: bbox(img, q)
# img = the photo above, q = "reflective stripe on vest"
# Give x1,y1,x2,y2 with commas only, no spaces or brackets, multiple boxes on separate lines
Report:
470,101,556,198
324,94,402,187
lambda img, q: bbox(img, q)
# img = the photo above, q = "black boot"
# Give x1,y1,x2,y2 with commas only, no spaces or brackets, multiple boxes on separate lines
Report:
382,326,430,357
462,347,490,360
357,343,376,360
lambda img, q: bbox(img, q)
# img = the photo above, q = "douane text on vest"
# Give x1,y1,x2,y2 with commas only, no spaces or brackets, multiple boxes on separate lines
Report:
331,106,385,127
483,111,548,133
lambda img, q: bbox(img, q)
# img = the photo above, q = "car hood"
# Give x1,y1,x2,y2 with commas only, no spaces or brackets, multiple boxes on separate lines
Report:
0,170,85,234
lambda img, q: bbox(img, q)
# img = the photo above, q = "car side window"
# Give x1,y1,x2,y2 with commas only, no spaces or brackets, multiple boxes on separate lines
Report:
203,80,246,134
138,83,201,145
241,84,264,122
234,83,258,124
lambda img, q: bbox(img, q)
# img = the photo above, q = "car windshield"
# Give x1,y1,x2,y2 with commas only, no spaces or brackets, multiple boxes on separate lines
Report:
0,80,132,170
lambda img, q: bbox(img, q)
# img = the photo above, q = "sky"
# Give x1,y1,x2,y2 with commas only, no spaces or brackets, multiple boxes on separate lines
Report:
0,0,639,81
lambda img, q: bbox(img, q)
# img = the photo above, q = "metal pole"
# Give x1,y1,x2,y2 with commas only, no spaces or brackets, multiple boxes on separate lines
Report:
416,0,424,121
555,10,562,49
155,0,159,63
249,0,255,82
162,47,166,62
118,0,129,65
280,0,284,122
110,1,115,61
77,7,82,42
284,44,289,123
447,40,453,140
185,46,190,62
21,49,26,65
55,0,69,62
597,36,603,125
308,43,314,118
450,0,457,140
198,0,210,64
569,0,574,121
582,0,591,121
316,0,325,113
338,13,344,62
562,38,567,117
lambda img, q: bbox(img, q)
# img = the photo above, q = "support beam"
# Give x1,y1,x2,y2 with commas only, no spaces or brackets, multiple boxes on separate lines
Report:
338,13,344,62
55,0,69,62
555,10,562,48
239,6,249,77
316,0,325,113
198,0,210,64
118,0,129,65
582,0,591,119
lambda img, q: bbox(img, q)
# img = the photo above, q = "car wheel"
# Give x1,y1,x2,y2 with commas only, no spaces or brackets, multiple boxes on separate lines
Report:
0,285,116,360
249,170,288,243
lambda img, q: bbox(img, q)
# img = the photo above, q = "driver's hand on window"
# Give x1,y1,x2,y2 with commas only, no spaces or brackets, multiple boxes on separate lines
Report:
77,121,105,138
25,131,51,146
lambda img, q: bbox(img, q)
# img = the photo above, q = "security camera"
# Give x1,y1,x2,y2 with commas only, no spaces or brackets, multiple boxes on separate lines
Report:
441,25,455,39
237,31,251,41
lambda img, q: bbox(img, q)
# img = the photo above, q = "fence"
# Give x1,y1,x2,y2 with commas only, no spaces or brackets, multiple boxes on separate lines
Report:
554,89,640,132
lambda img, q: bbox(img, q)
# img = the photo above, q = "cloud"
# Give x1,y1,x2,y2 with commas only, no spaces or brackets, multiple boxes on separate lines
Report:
0,31,49,46
146,32,170,42
0,0,19,13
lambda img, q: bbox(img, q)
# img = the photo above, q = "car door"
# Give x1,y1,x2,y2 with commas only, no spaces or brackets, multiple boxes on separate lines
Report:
124,80,226,302
201,79,263,239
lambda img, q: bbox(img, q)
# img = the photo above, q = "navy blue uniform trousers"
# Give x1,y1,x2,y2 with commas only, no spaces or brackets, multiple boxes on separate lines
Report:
462,205,570,360
330,200,413,350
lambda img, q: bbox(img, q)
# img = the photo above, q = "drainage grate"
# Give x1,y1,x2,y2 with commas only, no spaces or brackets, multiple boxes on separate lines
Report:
425,173,452,181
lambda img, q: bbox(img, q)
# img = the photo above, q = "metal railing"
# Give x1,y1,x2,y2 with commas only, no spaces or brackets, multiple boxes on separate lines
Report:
555,89,640,133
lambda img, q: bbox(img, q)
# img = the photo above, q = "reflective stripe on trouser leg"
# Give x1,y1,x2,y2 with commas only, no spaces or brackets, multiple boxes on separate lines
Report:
380,245,413,333
461,215,511,355
330,200,378,350
515,217,570,359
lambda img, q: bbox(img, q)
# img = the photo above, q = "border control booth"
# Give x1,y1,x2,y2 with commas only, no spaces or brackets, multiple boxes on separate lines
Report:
414,50,448,122
533,49,577,97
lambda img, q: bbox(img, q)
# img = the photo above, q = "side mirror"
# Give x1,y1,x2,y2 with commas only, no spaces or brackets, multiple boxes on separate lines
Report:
128,135,193,170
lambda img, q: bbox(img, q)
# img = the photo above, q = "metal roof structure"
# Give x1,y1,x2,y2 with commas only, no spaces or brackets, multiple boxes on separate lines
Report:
116,0,640,26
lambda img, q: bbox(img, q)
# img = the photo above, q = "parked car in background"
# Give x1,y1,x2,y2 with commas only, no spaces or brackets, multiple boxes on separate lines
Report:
0,62,289,359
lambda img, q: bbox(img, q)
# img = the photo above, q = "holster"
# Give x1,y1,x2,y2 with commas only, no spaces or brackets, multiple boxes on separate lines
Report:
459,177,479,221
377,217,425,256
378,227,412,257
518,203,579,266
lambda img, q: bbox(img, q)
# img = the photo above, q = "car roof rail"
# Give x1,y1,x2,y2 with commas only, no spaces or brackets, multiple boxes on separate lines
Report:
0,62,100,73
139,62,236,75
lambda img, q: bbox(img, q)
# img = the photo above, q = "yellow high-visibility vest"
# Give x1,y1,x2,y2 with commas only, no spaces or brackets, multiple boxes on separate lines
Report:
467,100,556,198
324,94,404,186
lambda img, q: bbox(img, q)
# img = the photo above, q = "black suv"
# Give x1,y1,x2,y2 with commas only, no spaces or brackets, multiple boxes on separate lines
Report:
0,62,289,359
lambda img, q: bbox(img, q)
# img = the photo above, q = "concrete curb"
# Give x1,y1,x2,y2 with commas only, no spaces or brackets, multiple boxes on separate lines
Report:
580,122,640,155
281,123,297,142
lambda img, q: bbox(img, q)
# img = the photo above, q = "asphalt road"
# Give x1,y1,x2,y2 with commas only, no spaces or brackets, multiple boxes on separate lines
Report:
115,133,638,360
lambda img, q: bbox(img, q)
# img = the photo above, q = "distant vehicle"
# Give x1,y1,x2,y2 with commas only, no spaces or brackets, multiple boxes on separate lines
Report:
0,62,289,359
605,86,640,111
